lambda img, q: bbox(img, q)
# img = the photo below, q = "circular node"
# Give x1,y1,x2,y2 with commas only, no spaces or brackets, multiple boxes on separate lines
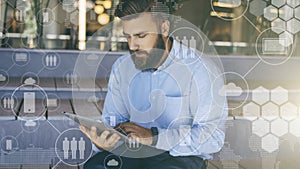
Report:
124,138,143,152
37,8,55,26
12,50,30,66
212,72,249,110
0,135,18,154
165,117,197,155
168,27,204,65
255,27,294,65
42,52,61,70
0,69,9,87
20,33,40,48
83,51,107,67
0,93,18,113
103,154,123,169
11,84,48,121
20,72,40,85
55,128,93,166
44,93,61,112
210,0,249,21
21,119,40,133
63,70,79,86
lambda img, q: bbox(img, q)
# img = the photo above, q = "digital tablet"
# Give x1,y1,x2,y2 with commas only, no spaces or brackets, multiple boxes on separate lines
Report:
62,112,128,141
62,112,166,157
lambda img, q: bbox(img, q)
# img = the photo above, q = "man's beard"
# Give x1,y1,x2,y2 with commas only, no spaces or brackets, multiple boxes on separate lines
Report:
130,34,166,71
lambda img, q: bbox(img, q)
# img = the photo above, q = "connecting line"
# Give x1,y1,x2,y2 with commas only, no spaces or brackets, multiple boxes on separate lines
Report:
243,15,262,34
6,63,16,72
37,67,45,76
51,160,61,169
243,60,262,78
15,131,23,139
46,120,62,134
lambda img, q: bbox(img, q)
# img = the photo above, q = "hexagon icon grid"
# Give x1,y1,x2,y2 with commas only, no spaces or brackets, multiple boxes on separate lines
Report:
271,18,286,34
279,5,294,21
295,6,300,19
252,118,270,137
279,31,294,47
261,102,279,120
250,0,267,17
287,0,300,8
270,118,288,137
280,102,298,121
270,86,288,105
261,1,300,37
261,134,279,153
287,18,300,34
264,5,278,21
272,0,286,8
242,102,260,120
289,118,300,137
252,86,270,105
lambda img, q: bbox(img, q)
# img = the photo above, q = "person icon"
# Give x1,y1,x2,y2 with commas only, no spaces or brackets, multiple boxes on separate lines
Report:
71,137,77,159
78,137,85,159
63,137,70,159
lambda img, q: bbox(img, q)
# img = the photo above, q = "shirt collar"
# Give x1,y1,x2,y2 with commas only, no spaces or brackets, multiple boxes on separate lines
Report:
157,38,179,71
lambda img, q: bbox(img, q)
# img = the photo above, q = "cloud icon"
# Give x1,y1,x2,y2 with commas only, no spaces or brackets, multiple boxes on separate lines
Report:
218,0,241,7
87,54,99,61
25,120,37,127
0,74,6,82
219,82,243,97
24,77,36,85
88,95,100,103
107,159,119,167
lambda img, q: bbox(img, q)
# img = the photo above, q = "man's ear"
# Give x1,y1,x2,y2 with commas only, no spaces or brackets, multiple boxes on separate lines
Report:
161,20,170,37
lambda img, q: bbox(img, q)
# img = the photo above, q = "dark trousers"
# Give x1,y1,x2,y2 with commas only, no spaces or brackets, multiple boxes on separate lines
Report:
84,151,206,169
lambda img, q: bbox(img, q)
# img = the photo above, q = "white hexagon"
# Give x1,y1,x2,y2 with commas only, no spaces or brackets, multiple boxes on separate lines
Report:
287,18,300,34
70,10,79,26
252,118,270,137
264,5,278,21
250,0,267,17
271,18,286,34
287,0,300,8
270,86,288,105
272,0,286,8
262,134,279,153
252,86,270,105
295,6,300,20
280,102,298,121
289,118,300,137
242,102,260,120
279,31,294,47
279,5,294,21
262,102,279,121
271,118,288,137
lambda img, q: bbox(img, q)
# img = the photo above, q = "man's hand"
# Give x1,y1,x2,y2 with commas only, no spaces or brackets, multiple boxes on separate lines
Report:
115,122,153,145
79,125,120,151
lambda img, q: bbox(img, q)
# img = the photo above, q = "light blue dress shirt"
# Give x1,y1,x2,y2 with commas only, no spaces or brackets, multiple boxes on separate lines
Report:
100,40,228,160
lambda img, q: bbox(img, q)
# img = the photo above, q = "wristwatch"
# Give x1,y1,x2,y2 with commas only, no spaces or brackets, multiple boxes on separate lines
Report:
150,127,159,146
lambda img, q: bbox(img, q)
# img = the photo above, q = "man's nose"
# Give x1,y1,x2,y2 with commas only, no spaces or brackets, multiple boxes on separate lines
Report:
128,37,139,51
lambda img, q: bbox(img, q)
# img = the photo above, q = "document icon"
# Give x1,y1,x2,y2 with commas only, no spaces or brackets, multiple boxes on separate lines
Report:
262,38,288,55
24,92,35,113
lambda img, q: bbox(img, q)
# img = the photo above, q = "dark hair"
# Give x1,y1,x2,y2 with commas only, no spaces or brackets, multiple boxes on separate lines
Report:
114,0,157,19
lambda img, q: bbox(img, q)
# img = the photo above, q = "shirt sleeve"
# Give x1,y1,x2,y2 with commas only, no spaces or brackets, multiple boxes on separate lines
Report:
154,60,228,158
92,60,130,152
101,60,130,126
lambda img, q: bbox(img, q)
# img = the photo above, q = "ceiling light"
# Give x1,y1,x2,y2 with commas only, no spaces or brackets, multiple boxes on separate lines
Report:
94,5,104,14
97,13,110,25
